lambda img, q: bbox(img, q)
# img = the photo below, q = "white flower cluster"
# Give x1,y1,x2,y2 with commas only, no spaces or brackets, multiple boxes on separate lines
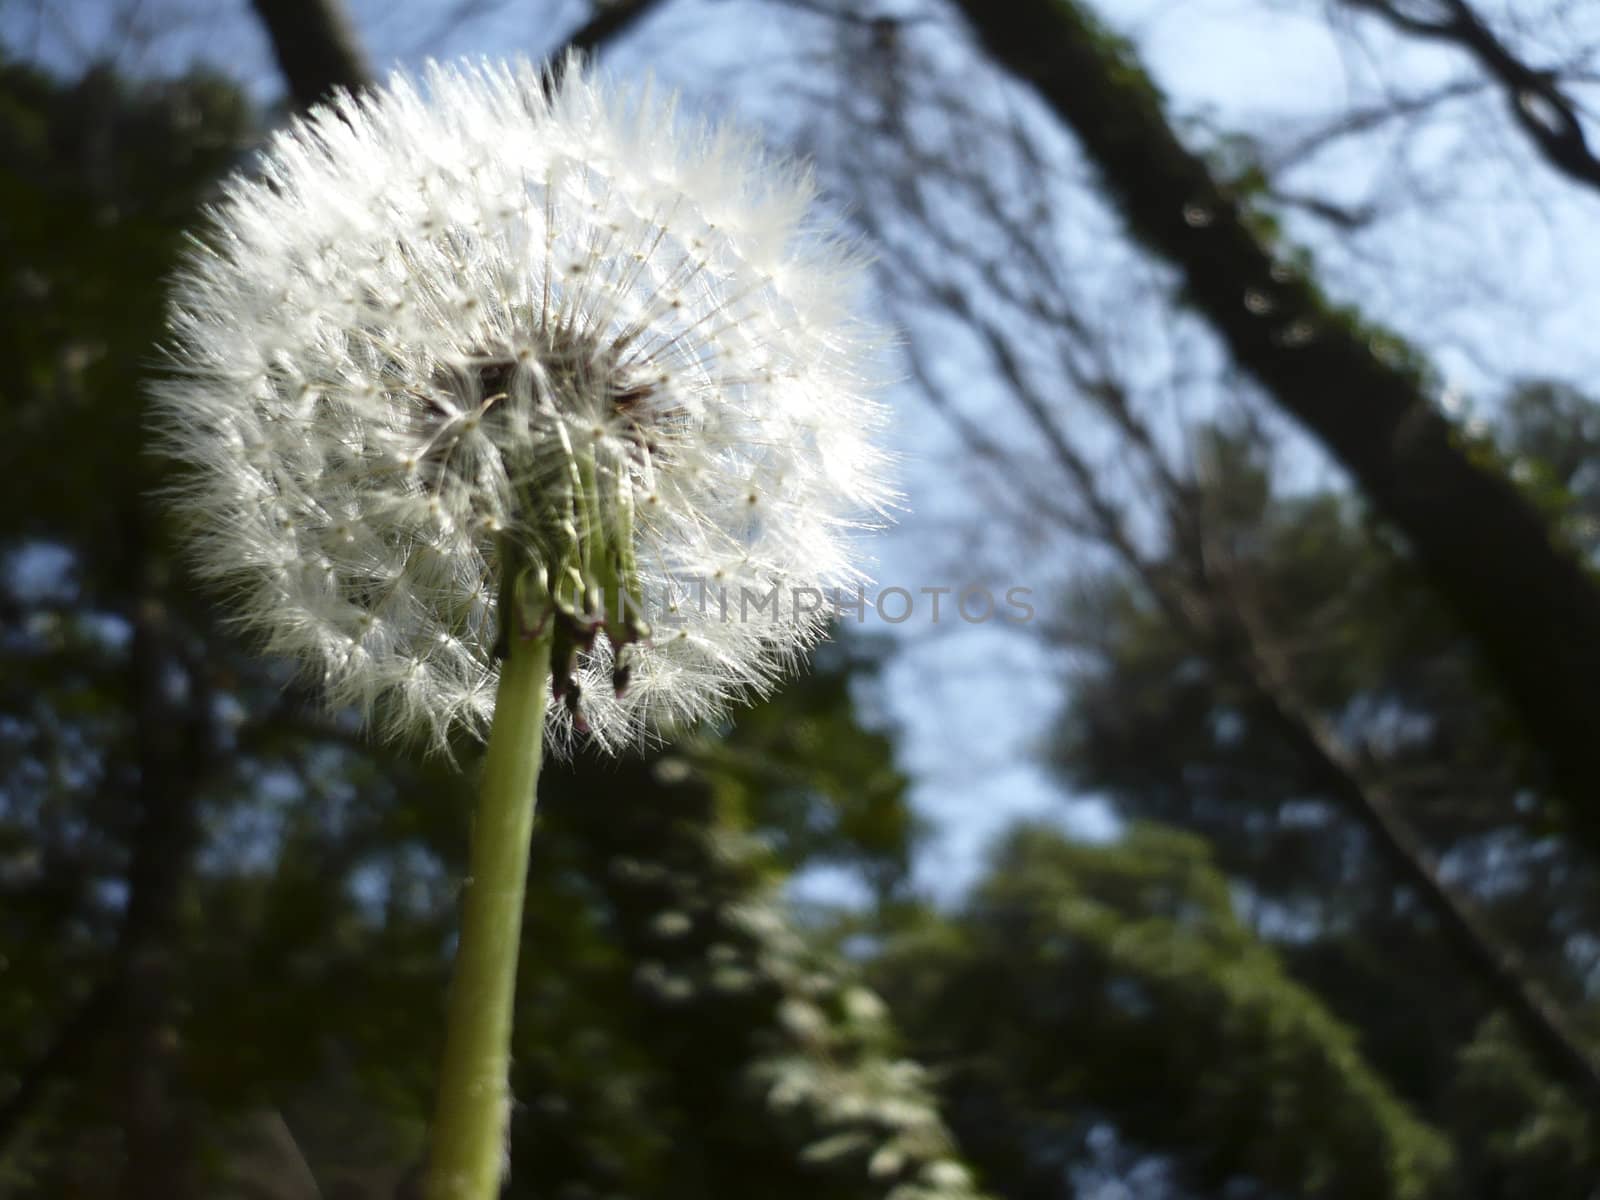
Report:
154,57,892,751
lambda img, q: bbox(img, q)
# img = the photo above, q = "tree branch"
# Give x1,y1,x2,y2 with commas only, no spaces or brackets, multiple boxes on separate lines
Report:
561,0,670,59
248,0,373,110
115,570,219,1200
248,0,675,113
950,0,1600,853
1202,532,1600,1108
1343,0,1600,195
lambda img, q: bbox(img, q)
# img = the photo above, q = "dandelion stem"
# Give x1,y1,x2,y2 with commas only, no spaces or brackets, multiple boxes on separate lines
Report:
425,621,552,1200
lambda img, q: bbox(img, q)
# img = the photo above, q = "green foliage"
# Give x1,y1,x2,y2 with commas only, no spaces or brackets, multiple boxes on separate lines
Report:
506,756,984,1200
691,643,919,901
1049,417,1600,1194
875,823,1452,1200
1445,1016,1598,1200
0,57,254,1192
0,57,251,579
1495,381,1600,562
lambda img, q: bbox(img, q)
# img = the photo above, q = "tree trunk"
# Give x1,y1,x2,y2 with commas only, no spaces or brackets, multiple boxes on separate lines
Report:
952,0,1600,848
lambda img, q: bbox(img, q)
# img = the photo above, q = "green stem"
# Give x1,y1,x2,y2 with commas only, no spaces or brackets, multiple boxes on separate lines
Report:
424,626,552,1200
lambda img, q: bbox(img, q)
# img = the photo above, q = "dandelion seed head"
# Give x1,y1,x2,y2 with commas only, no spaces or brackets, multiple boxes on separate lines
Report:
153,56,893,752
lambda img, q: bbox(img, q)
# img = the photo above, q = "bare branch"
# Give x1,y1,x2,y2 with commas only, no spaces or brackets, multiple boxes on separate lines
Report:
1342,0,1600,195
249,0,675,113
1195,508,1600,1107
248,0,373,110
1264,76,1487,173
562,0,672,60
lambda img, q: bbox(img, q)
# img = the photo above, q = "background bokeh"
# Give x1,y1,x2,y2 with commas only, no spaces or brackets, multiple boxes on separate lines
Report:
5,1,1600,1197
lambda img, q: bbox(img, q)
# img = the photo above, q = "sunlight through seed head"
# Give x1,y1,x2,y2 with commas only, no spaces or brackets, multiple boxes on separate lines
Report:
152,55,894,753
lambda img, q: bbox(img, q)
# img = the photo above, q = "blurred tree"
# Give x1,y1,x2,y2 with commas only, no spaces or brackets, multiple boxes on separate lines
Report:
873,823,1453,1200
947,0,1600,852
0,54,255,1200
779,10,1600,1188
1046,405,1600,1196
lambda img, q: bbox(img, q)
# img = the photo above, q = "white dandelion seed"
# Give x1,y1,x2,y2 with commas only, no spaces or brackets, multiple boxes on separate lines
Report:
153,55,893,753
